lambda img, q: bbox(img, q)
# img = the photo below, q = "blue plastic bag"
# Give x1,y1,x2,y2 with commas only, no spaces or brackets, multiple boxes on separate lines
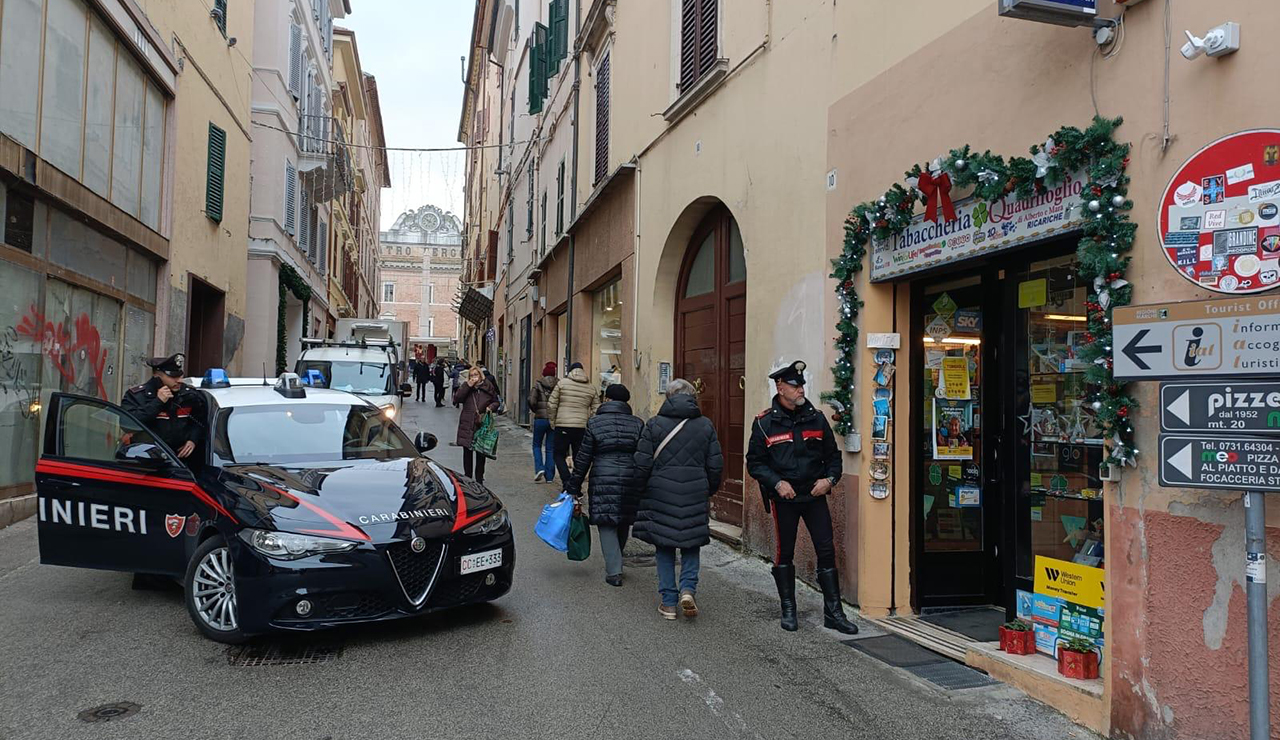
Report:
534,493,575,552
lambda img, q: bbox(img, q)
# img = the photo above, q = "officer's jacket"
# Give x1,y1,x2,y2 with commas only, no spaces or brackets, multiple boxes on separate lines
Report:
746,396,841,508
121,377,205,453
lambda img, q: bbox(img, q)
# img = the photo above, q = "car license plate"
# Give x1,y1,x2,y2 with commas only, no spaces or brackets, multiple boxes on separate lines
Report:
459,548,503,575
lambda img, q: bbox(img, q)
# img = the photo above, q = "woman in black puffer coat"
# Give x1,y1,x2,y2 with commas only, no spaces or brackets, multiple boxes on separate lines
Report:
633,379,723,620
567,384,644,586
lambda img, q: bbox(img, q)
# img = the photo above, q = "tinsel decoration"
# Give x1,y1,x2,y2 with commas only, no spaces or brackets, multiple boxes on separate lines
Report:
828,116,1138,466
277,263,313,375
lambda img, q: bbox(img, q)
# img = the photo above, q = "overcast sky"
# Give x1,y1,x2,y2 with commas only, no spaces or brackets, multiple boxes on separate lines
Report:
342,0,474,229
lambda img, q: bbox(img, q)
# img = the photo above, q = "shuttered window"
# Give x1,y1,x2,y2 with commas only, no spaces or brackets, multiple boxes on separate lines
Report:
526,160,535,238
288,24,302,98
679,0,718,92
299,186,311,255
540,190,547,255
594,51,610,185
284,161,297,234
555,159,565,234
214,0,227,36
549,0,568,75
317,220,328,276
528,23,550,115
206,123,226,223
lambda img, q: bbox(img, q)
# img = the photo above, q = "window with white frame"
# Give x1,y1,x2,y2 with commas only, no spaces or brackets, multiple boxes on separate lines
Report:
382,282,394,303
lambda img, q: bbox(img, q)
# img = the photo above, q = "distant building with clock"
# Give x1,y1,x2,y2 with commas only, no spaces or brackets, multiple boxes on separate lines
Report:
378,204,463,358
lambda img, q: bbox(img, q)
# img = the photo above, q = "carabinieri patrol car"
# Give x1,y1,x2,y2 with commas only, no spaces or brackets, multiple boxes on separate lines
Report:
35,371,514,643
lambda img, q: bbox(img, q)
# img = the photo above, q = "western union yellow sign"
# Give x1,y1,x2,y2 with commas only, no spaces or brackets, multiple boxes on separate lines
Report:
1034,556,1105,609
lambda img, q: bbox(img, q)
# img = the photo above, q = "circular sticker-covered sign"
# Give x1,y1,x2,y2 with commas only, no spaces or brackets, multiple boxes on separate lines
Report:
1158,129,1280,294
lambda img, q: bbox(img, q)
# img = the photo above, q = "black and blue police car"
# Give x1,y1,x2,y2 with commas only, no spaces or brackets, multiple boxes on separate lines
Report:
35,370,514,643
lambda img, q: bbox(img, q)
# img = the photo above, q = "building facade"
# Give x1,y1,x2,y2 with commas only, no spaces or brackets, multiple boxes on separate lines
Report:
378,205,462,357
244,0,351,374
462,1,1280,737
0,0,252,526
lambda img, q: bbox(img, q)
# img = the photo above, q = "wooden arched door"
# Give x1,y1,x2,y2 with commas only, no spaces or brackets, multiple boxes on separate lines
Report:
675,206,747,527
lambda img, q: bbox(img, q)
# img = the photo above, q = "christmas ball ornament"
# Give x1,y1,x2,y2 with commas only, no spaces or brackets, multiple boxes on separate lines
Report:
1088,199,1101,213
954,159,966,170
1111,194,1126,208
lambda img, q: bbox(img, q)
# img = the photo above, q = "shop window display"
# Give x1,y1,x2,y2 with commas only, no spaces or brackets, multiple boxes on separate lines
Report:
0,261,42,489
592,279,623,391
1019,255,1104,576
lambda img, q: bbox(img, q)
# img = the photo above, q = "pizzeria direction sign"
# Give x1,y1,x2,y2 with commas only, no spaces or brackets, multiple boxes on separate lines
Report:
1111,295,1280,381
1160,381,1280,435
1158,435,1280,493
870,171,1086,282
1158,129,1280,295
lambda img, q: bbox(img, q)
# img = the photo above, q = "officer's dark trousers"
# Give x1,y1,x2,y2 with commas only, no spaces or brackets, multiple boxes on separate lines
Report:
772,496,837,570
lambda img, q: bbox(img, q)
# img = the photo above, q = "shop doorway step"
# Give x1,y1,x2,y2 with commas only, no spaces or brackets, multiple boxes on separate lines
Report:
919,606,1004,642
874,615,970,663
708,520,742,546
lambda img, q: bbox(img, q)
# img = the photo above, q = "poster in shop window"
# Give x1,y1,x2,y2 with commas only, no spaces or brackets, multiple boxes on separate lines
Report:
1158,129,1280,294
931,399,974,460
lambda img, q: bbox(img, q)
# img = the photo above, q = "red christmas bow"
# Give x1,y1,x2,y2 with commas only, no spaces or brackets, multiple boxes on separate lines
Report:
917,170,956,224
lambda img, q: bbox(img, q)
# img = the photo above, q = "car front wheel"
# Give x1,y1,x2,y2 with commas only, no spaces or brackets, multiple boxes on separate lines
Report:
184,535,248,644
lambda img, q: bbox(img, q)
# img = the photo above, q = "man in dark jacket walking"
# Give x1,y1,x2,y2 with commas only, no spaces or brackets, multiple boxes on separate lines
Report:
634,379,723,620
431,360,447,407
746,360,858,634
567,384,644,586
412,357,430,402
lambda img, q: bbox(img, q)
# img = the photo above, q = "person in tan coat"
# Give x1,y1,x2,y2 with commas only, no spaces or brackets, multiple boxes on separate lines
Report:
548,362,600,487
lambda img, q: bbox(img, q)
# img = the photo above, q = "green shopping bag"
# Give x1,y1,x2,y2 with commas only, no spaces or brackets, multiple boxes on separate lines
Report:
567,512,591,561
472,411,499,459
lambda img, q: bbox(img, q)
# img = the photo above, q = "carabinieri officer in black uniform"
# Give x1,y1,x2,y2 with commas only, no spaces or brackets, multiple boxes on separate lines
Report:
122,353,203,462
746,360,858,634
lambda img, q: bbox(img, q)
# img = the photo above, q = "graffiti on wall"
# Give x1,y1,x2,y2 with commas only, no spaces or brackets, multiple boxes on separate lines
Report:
15,305,112,400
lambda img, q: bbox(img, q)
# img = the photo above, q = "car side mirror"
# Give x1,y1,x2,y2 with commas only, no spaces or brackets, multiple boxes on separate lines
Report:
400,383,413,397
117,442,169,468
414,432,437,453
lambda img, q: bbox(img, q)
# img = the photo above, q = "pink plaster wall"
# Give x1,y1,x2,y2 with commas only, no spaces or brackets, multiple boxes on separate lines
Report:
1110,503,1280,739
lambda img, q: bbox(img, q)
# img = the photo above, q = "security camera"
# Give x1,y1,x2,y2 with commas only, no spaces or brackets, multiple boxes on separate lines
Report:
1180,30,1206,60
1181,22,1240,60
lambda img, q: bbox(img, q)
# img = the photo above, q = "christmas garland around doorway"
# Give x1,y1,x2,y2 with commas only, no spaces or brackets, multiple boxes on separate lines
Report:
823,116,1139,467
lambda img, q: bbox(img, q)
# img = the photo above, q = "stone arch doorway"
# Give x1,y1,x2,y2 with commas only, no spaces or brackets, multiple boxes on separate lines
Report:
675,205,747,527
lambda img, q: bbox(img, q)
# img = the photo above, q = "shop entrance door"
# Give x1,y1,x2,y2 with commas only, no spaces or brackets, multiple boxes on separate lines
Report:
912,272,1004,608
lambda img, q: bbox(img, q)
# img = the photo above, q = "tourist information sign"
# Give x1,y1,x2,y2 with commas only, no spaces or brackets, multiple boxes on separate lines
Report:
1111,295,1280,381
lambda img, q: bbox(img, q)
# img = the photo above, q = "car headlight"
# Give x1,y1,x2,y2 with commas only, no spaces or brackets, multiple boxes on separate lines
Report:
380,404,396,419
237,529,358,560
463,508,509,535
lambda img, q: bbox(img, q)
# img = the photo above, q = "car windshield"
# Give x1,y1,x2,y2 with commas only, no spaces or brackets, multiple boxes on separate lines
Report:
296,360,392,395
212,403,416,464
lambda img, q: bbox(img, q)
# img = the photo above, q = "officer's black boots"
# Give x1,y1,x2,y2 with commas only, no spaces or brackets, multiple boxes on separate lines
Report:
816,567,859,635
771,565,798,632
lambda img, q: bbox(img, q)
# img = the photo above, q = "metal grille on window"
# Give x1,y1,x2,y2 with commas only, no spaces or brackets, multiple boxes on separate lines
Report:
214,0,227,35
594,52,610,184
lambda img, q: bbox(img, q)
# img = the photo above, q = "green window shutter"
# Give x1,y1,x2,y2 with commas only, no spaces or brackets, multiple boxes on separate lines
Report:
554,0,569,67
528,32,543,115
206,123,226,223
534,23,549,102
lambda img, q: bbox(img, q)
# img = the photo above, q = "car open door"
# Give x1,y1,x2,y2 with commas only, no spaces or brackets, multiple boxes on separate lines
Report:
36,393,213,577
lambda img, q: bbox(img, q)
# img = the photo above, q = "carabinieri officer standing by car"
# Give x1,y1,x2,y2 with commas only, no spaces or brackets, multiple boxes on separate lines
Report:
121,353,204,461
746,360,858,635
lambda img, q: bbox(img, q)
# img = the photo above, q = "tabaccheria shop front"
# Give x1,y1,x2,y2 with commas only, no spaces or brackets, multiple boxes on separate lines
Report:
829,123,1132,710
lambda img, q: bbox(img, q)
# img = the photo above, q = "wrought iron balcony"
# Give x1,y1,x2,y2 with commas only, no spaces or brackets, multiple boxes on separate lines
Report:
297,114,355,203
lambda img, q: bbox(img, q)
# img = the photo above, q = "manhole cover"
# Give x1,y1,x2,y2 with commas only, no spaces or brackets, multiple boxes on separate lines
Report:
905,661,999,690
78,702,141,723
226,642,343,667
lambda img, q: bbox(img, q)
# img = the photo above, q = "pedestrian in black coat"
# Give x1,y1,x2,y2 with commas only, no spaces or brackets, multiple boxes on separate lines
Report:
567,384,644,586
633,379,723,620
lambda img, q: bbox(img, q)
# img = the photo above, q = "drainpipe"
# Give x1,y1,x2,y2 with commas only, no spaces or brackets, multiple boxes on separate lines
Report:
564,0,582,370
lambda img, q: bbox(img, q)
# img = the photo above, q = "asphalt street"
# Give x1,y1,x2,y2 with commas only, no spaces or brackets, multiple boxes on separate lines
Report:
0,397,1098,740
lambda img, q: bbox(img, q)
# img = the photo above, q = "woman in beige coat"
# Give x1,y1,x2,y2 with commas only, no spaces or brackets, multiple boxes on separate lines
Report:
548,362,600,486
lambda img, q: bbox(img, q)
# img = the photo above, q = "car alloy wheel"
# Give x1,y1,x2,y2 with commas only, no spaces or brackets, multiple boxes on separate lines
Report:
192,546,239,632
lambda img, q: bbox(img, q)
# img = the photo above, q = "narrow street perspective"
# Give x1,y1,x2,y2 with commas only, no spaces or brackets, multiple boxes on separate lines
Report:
0,399,1095,740
0,1,1278,739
